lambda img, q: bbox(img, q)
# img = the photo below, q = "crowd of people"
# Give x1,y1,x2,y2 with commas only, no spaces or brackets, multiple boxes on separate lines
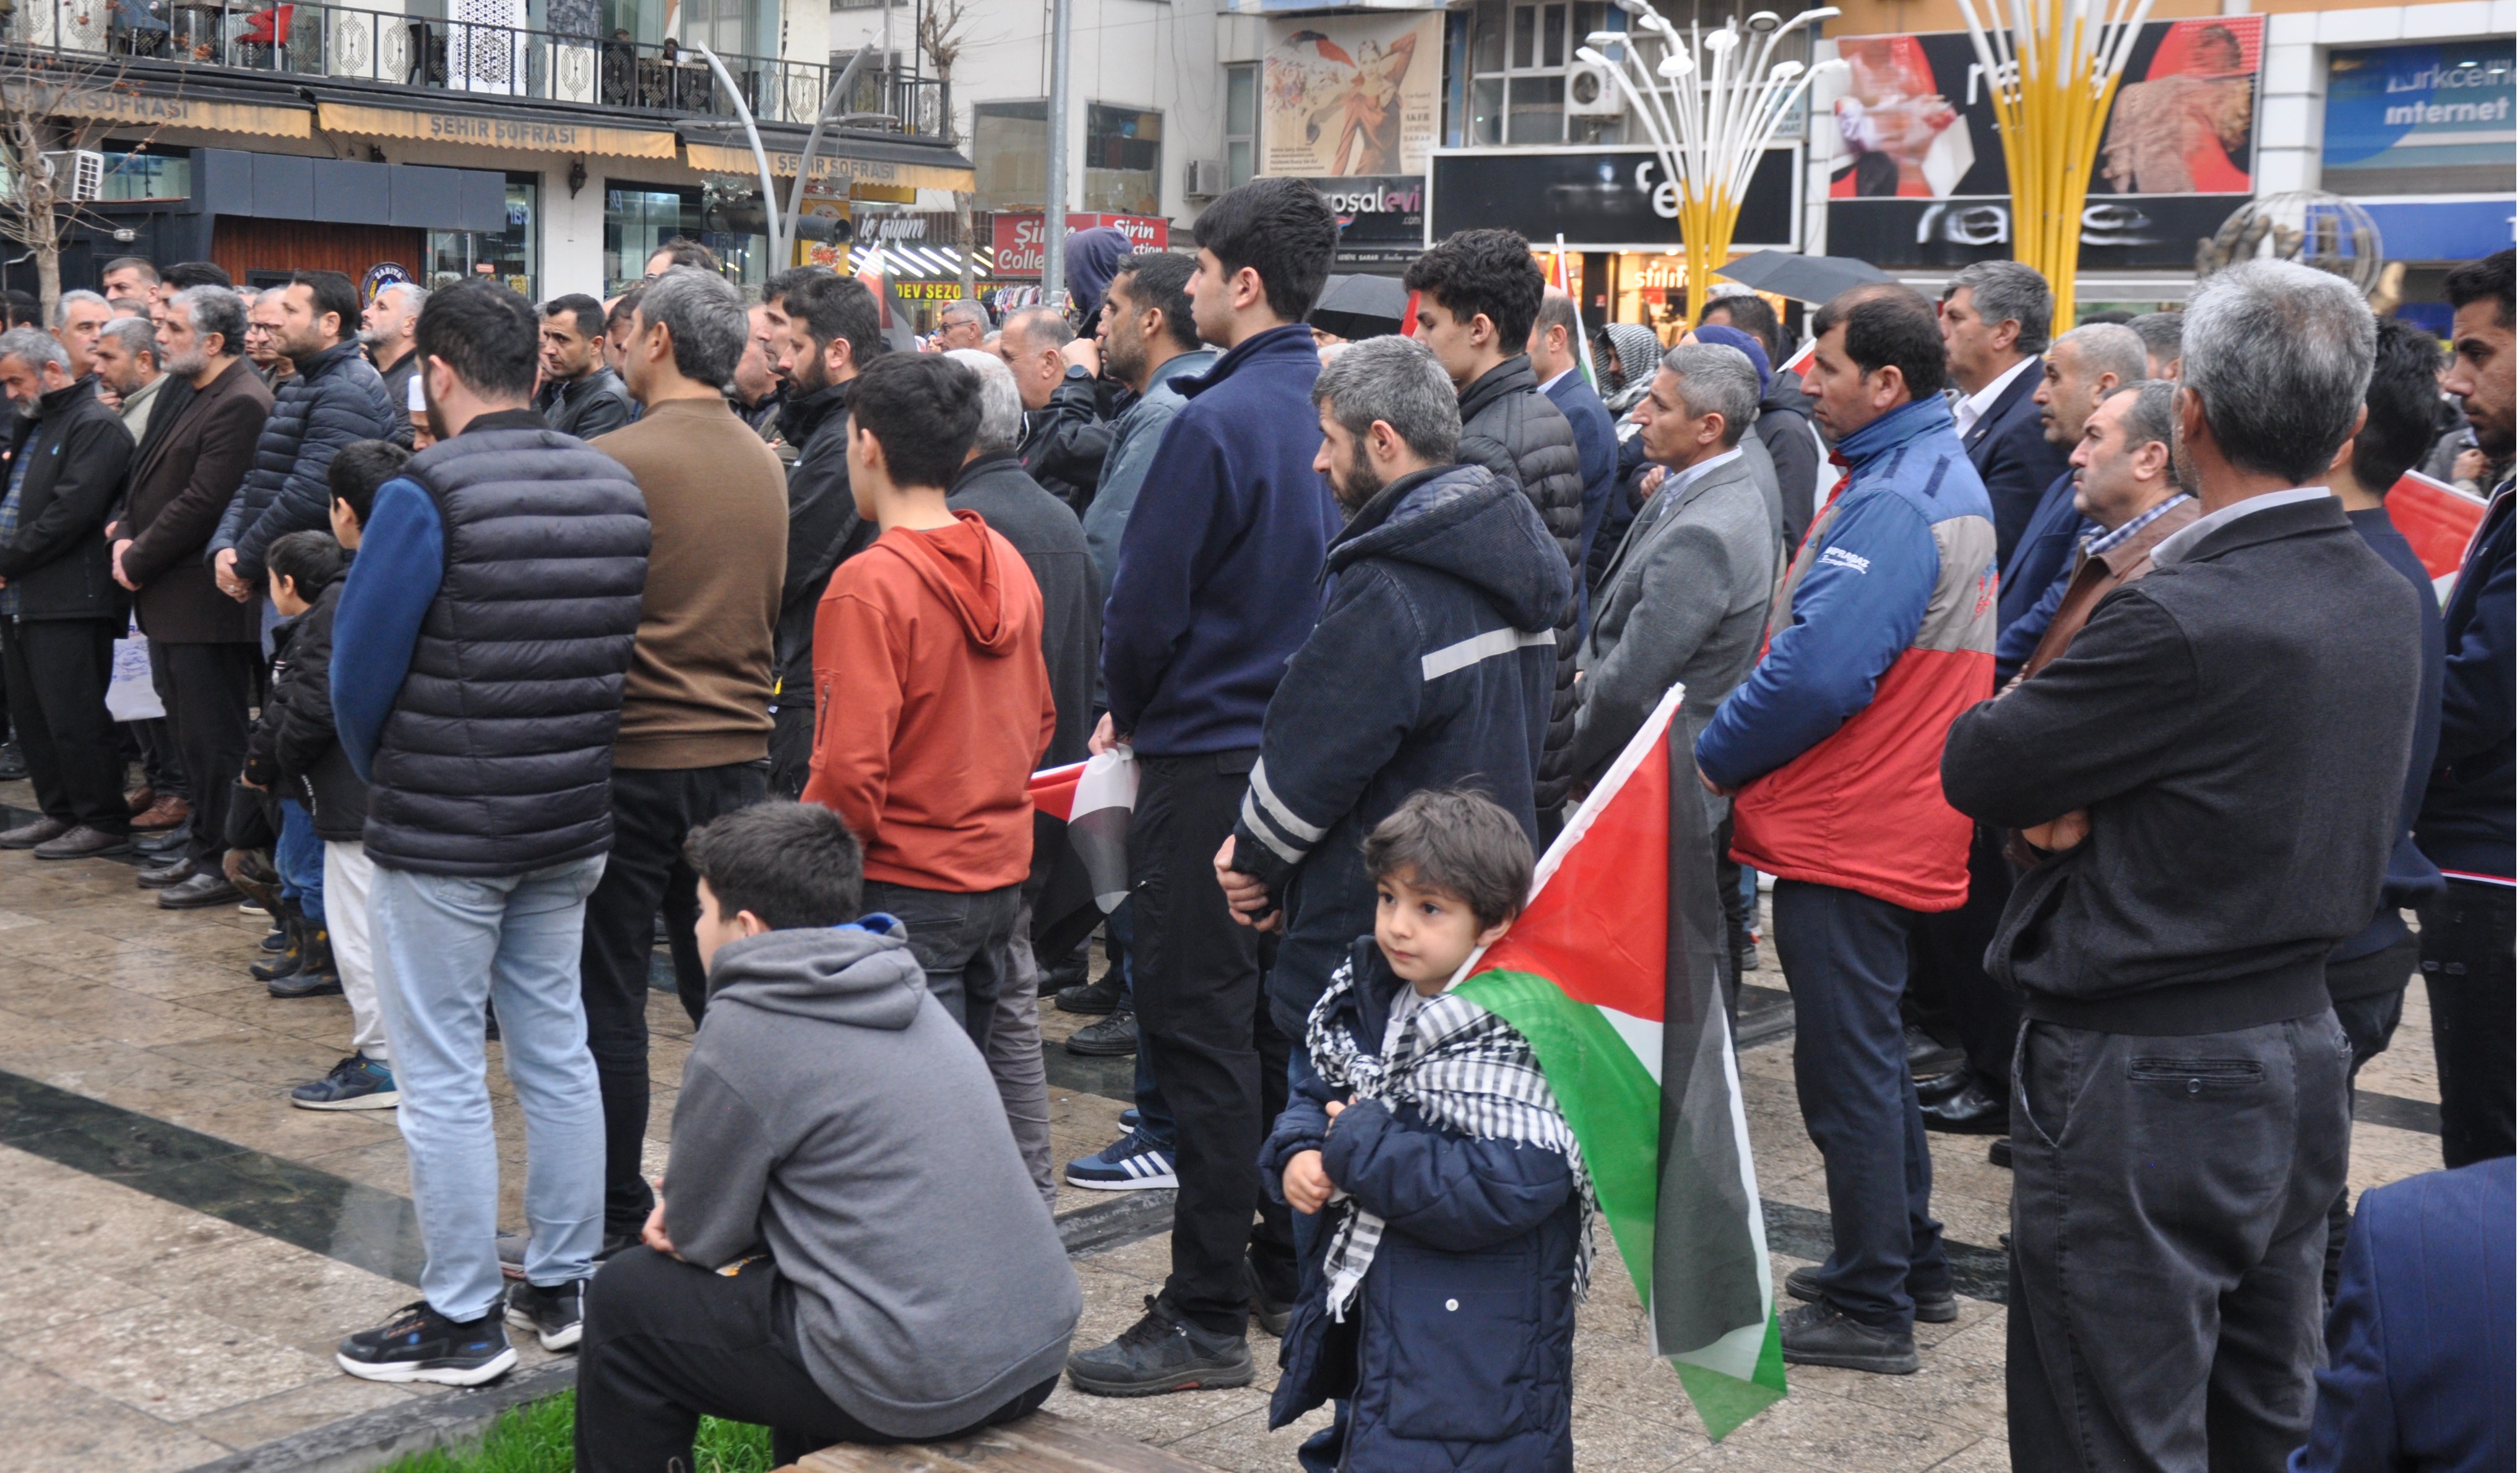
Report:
0,188,2506,1473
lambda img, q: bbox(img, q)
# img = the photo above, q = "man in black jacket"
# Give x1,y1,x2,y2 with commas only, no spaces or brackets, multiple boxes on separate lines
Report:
998,305,1109,513
1216,334,1566,1039
945,347,1100,1207
1942,260,2422,1471
1402,229,1584,821
1942,261,2072,566
537,295,634,441
767,270,881,798
210,270,400,595
0,329,136,859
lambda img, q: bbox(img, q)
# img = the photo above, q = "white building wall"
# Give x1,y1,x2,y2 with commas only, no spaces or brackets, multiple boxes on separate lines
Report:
829,0,1229,230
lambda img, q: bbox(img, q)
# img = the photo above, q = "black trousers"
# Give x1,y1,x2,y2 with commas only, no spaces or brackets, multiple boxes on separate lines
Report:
579,761,769,1237
1906,823,2021,1099
1128,749,1295,1336
767,701,813,800
2323,937,2416,1303
576,1246,1056,1473
2,618,126,832
2420,879,2516,1168
2008,1011,2350,1472
155,640,259,866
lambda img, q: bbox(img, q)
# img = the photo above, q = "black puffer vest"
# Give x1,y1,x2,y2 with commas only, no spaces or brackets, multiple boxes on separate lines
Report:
363,421,652,877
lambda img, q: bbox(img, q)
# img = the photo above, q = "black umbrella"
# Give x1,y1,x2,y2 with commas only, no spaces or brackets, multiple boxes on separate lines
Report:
1309,272,1411,341
1714,250,1897,306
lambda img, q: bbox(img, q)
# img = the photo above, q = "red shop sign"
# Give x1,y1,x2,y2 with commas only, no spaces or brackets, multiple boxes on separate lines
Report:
991,212,1170,275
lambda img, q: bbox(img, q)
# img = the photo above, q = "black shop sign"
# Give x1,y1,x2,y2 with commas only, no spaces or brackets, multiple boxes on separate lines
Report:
1428,147,1800,252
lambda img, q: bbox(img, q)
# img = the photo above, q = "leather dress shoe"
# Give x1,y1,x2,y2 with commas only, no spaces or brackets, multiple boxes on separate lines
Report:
0,815,70,849
1905,1025,1966,1080
0,741,27,782
124,784,154,814
1918,1079,2008,1134
159,871,245,910
1914,1066,1972,1104
134,823,191,857
1785,1264,1957,1324
32,825,131,860
136,857,197,890
131,794,191,832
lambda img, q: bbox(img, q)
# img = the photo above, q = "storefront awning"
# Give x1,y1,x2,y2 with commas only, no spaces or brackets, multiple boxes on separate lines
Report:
22,84,311,139
317,101,678,157
683,139,975,194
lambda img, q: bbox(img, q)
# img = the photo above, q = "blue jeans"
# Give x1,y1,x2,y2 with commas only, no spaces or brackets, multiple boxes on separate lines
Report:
1107,901,1175,1149
277,798,324,924
369,855,608,1322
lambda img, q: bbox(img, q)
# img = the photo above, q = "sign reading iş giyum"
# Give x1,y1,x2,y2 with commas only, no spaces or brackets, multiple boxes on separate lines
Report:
991,213,1170,275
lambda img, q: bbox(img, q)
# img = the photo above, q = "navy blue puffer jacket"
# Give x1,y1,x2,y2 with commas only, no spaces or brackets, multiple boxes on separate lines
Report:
1262,940,1581,1473
211,339,400,583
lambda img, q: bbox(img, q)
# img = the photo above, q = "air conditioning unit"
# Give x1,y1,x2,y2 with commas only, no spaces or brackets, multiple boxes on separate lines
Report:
1184,158,1226,199
39,150,106,203
1566,59,1624,116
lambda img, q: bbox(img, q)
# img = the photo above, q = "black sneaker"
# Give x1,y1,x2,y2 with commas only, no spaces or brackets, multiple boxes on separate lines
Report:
1779,1300,1917,1375
1055,975,1123,1015
268,962,343,1000
1065,1295,1254,1396
1785,1265,1956,1324
337,1300,516,1386
505,1278,588,1351
1245,1258,1292,1338
1988,1136,2014,1170
1066,1009,1139,1057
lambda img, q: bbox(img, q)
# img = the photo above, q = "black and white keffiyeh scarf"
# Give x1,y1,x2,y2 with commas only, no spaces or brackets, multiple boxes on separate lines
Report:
1305,957,1598,1321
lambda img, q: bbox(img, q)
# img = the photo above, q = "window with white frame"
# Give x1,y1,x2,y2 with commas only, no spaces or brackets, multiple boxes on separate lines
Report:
1224,63,1258,188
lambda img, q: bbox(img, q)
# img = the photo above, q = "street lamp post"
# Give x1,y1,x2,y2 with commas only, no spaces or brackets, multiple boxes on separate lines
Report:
1042,0,1072,313
1951,0,2155,339
1576,4,1842,322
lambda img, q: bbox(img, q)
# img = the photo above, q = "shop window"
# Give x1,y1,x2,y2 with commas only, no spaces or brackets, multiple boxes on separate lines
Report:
602,181,694,295
428,171,541,301
100,149,188,201
1084,103,1160,217
975,100,1049,211
1224,63,1257,189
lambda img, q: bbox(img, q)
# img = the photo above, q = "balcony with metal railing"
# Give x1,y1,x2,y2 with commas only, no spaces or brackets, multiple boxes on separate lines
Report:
7,0,947,134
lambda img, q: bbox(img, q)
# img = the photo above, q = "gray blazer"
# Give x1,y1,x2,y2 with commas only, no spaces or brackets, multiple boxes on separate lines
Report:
1566,446,1776,820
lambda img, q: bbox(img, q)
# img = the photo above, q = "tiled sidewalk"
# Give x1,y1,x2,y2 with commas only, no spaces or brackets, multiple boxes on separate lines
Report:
0,795,2454,1472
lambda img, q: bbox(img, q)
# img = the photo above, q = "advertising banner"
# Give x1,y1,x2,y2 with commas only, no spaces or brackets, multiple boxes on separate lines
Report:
1262,13,1443,178
2323,42,2516,195
1315,175,1426,254
1823,17,2263,268
1430,147,1798,253
990,213,1168,277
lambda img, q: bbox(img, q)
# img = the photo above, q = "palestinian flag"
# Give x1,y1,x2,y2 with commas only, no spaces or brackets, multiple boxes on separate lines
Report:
1026,749,1137,961
1451,685,1785,1440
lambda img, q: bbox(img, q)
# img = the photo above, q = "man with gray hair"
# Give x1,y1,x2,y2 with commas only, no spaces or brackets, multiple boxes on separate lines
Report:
940,346,1098,1207
50,288,111,381
360,280,427,419
1946,260,2423,1467
934,297,990,352
996,303,1107,511
1942,260,2071,564
0,326,137,858
1555,340,1775,1004
1215,333,1571,1065
567,262,789,1253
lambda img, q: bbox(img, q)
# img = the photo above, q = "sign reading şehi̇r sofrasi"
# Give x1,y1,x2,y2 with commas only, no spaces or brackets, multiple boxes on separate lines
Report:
316,101,675,157
683,141,975,194
17,85,311,138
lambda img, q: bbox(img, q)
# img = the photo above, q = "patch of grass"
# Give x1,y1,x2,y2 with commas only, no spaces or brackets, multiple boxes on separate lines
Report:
378,1391,775,1473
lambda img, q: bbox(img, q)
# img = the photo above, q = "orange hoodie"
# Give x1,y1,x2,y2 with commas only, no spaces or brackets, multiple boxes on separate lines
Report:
803,510,1056,891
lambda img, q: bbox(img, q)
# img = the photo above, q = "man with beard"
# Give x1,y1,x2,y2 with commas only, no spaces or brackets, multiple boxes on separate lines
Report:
361,280,426,431
1081,251,1213,594
0,329,135,858
110,285,272,905
2419,247,2516,1168
1214,332,1567,1047
766,269,882,798
732,303,783,439
537,295,634,440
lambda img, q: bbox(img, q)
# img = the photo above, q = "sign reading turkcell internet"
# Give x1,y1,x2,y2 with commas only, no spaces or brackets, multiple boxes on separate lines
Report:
2323,42,2516,195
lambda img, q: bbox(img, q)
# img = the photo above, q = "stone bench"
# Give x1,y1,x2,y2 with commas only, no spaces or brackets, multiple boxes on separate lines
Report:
776,1410,1227,1473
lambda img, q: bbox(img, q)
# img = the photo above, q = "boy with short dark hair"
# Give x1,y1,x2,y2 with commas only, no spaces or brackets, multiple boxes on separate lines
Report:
576,800,1080,1472
243,530,353,1005
1261,788,1584,1472
801,353,1054,1051
277,442,407,1108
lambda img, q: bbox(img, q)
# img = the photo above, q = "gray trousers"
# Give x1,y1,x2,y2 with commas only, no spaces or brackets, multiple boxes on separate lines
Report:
995,890,1056,1209
2007,1010,2352,1472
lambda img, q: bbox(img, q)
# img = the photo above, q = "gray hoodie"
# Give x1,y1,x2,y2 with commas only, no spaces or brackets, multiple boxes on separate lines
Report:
663,921,1081,1436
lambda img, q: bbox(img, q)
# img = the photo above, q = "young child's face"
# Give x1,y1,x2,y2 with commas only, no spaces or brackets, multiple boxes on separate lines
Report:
693,878,767,972
268,573,308,618
329,496,362,550
1374,865,1512,996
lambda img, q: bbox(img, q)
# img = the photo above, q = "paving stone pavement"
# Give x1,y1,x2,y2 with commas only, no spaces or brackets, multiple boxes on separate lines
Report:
0,780,2457,1472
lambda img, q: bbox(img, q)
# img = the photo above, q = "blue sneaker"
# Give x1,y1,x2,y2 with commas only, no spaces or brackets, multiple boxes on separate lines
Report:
290,1056,399,1111
1119,1107,1141,1130
1066,1130,1178,1191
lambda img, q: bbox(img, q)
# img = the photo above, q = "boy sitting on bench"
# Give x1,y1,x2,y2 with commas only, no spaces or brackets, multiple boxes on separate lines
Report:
576,800,1081,1471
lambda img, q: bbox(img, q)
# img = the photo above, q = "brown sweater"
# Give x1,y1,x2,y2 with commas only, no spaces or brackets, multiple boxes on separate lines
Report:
592,397,788,769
